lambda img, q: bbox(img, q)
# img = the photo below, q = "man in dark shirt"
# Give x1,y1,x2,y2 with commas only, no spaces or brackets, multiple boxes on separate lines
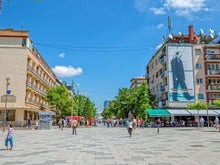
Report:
171,51,192,101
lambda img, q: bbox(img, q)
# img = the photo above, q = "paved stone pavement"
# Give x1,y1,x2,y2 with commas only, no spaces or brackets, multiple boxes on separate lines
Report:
0,125,220,165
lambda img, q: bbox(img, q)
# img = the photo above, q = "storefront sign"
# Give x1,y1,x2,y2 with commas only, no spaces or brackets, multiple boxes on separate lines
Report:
1,95,16,103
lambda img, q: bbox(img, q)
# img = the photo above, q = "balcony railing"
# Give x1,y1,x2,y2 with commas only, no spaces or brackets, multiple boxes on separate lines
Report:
27,65,51,87
207,70,220,76
160,85,168,91
161,71,167,78
160,57,164,63
26,98,52,110
208,85,220,91
205,54,220,61
26,81,47,95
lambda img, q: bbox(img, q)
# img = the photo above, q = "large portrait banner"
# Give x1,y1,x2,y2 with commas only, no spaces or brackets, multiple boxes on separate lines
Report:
168,45,195,102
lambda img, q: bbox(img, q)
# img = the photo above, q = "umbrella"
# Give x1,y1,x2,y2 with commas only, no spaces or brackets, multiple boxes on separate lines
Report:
89,117,94,120
66,116,82,120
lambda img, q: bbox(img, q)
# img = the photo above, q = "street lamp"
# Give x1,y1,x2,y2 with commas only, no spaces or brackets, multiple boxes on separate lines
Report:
3,78,10,132
71,80,79,119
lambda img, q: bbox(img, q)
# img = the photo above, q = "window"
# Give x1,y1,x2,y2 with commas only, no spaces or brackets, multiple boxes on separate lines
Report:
157,85,159,91
197,79,203,83
156,72,158,78
195,49,202,54
22,38,27,47
196,64,202,69
198,94,204,99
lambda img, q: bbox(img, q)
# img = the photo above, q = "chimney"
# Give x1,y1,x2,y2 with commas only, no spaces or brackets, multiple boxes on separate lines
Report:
188,24,194,43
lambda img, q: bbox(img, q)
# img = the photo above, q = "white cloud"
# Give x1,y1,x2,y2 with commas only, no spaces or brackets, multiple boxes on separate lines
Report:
134,0,211,17
52,66,82,78
150,7,166,15
156,23,164,29
164,0,208,15
58,52,65,58
155,44,162,50
134,0,149,13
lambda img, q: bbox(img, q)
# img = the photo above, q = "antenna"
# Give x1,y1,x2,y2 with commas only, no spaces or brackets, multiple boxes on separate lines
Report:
168,16,172,34
210,28,214,34
162,36,165,44
200,28,204,34
21,20,24,31
169,34,173,40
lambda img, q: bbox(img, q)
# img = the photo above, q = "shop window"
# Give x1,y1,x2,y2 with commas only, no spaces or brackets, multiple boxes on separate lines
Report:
6,110,15,121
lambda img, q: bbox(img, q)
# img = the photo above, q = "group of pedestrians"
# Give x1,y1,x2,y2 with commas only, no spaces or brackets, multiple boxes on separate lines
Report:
57,118,78,135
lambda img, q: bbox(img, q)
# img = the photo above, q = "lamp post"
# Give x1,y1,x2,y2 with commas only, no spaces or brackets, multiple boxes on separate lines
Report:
70,80,79,119
3,78,10,132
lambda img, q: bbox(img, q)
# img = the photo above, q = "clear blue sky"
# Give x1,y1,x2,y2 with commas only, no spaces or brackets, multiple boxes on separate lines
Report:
1,0,220,112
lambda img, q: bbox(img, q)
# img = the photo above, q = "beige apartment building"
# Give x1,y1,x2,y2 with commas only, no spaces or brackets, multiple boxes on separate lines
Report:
130,76,147,88
0,29,57,126
146,25,220,114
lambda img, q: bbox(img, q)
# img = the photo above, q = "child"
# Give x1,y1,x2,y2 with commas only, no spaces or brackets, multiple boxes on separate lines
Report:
5,124,14,150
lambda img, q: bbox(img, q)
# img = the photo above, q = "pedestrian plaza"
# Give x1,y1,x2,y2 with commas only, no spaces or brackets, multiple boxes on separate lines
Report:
0,126,219,165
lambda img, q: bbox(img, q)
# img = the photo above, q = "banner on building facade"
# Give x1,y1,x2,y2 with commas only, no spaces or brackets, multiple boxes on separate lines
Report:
168,45,195,102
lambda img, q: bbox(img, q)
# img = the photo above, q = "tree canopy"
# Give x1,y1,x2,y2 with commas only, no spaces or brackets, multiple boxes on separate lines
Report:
46,85,96,119
102,82,151,120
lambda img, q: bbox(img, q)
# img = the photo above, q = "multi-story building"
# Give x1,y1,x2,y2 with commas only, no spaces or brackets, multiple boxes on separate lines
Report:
130,76,147,88
146,25,220,111
0,29,58,126
104,100,111,109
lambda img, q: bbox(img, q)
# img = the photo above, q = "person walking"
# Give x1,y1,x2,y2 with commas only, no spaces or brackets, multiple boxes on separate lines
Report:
215,116,219,129
106,118,110,128
71,119,78,135
61,119,65,130
35,119,39,130
127,119,133,137
28,117,32,128
200,117,205,127
5,124,14,150
58,119,61,129
133,118,137,129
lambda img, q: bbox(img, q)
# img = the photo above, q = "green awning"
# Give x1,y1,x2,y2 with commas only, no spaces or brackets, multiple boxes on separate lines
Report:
147,109,170,117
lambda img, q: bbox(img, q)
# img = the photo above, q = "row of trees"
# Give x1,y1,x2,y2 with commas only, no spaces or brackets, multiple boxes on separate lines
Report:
102,82,154,120
46,85,96,119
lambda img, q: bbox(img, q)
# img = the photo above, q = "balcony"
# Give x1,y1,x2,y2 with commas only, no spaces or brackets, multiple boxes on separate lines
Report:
27,65,51,87
205,54,220,61
207,69,220,76
160,57,164,63
26,98,52,110
161,71,167,78
160,85,168,92
208,85,220,91
26,81,47,96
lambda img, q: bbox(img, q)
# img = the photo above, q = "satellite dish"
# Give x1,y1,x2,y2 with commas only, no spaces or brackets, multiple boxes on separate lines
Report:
169,34,173,40
210,33,214,39
210,28,214,34
200,28,204,34
179,32,182,36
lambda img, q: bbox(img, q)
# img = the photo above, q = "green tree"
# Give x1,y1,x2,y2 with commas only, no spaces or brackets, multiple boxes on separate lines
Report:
213,99,220,107
103,82,151,120
46,85,75,118
187,100,209,128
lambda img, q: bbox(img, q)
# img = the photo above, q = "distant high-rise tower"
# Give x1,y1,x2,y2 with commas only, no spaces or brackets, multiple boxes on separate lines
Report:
104,100,110,109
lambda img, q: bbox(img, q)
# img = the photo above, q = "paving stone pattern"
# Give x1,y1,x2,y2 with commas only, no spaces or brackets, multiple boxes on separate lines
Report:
0,126,219,165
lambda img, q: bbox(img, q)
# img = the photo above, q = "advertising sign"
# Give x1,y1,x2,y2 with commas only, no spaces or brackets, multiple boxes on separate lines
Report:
168,45,195,102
